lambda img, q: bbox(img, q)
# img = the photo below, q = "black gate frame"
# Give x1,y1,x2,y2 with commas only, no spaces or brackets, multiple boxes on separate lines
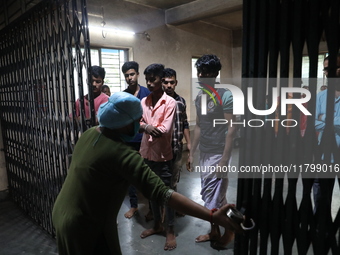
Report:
0,0,93,235
236,0,340,254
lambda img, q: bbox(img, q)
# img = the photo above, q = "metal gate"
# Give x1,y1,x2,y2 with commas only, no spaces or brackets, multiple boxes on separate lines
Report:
236,0,340,254
0,0,93,235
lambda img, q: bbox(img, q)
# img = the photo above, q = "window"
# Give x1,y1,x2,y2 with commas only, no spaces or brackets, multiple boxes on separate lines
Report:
192,58,198,78
73,47,128,97
301,53,327,91
100,48,127,93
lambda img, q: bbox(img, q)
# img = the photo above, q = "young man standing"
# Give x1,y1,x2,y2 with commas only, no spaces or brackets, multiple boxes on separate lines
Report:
74,65,109,124
190,54,237,248
313,55,340,211
122,61,150,219
139,64,177,251
162,68,191,194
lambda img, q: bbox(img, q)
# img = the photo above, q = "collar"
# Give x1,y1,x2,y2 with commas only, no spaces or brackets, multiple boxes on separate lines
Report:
145,91,167,106
173,92,180,100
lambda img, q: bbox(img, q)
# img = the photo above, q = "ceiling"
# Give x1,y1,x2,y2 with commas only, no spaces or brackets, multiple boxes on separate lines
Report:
125,0,243,31
0,0,243,32
0,0,43,30
125,0,199,9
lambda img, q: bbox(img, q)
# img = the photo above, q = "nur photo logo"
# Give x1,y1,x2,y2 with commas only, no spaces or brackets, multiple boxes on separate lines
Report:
195,79,311,128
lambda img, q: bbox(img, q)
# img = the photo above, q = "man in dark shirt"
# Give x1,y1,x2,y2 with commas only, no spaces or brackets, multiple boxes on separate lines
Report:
122,61,150,218
162,68,191,193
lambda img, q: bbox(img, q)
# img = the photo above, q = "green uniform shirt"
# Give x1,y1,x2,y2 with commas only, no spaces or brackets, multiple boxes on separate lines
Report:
52,127,171,255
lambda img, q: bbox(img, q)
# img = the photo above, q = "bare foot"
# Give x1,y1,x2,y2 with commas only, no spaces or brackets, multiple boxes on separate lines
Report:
195,233,216,243
195,224,221,243
164,227,177,250
140,225,164,239
213,229,235,249
124,207,138,219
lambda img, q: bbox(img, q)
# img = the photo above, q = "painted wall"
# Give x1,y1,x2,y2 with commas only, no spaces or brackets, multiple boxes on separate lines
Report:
0,0,239,195
232,29,243,87
87,0,236,123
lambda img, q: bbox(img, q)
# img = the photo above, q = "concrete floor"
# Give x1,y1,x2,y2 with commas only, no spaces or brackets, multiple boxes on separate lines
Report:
1,147,339,254
0,149,239,255
0,199,58,255
116,152,239,255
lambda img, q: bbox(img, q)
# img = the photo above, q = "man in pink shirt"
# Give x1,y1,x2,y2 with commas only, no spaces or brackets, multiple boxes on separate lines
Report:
74,66,109,124
139,64,177,251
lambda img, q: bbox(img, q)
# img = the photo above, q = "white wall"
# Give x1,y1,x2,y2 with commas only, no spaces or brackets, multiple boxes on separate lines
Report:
87,0,235,123
0,0,240,194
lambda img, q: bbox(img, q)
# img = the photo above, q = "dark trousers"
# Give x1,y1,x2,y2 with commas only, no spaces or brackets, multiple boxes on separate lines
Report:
144,159,175,226
127,142,141,208
128,185,138,208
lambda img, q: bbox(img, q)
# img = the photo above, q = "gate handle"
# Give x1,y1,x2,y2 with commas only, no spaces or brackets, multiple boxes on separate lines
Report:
241,218,255,231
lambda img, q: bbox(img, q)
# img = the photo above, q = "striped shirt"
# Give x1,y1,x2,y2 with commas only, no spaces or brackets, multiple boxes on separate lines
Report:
172,92,189,154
